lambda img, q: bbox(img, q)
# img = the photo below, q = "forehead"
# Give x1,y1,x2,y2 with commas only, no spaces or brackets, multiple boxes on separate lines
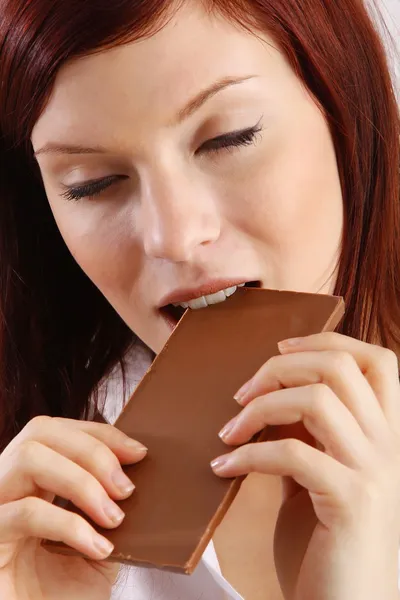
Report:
32,3,279,145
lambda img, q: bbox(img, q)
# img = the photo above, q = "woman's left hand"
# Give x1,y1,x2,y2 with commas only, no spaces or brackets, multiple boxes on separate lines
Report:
212,332,400,600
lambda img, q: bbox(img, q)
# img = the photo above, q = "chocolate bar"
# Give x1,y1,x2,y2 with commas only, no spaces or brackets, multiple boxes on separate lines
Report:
43,288,344,573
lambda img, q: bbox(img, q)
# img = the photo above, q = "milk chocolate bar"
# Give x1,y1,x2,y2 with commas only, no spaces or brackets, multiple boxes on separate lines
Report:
44,288,344,573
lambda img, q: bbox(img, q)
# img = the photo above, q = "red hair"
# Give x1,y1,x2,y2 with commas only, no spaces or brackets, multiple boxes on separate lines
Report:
0,0,398,448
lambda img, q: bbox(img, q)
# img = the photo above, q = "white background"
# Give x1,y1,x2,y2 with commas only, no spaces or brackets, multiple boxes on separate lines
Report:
379,0,399,89
385,0,399,30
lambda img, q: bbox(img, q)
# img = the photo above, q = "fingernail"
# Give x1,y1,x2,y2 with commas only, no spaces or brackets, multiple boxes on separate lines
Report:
218,416,238,441
211,455,231,473
103,499,125,524
124,439,148,454
234,379,253,404
93,534,114,557
278,337,303,351
112,469,135,495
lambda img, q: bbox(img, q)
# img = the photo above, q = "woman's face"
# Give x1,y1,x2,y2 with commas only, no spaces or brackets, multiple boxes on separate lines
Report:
32,2,343,354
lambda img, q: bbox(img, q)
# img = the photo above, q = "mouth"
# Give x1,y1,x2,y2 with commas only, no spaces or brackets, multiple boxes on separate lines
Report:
160,280,261,329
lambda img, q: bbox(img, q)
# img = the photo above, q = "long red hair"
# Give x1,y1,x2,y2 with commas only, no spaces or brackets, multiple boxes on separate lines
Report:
0,0,398,449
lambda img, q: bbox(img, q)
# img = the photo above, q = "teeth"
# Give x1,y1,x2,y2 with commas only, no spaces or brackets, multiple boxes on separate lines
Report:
173,284,245,311
186,296,209,310
223,285,238,298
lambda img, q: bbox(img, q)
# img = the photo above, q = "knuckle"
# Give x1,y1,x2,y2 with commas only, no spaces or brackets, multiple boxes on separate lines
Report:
70,513,91,539
328,350,356,373
308,383,332,415
67,478,100,509
81,476,108,508
238,444,257,470
266,354,283,372
104,423,124,443
92,442,119,472
74,471,99,497
14,496,42,522
90,421,118,442
353,462,397,508
375,347,399,373
280,437,304,459
25,415,52,436
351,475,381,508
51,417,67,426
320,331,339,345
17,440,41,465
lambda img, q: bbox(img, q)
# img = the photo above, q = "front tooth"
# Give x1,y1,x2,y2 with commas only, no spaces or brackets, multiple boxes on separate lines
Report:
187,296,208,310
205,290,227,305
224,285,237,298
177,284,243,310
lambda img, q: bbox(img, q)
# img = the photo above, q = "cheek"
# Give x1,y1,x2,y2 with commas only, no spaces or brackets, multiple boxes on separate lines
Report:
48,198,141,298
237,117,343,251
47,200,161,347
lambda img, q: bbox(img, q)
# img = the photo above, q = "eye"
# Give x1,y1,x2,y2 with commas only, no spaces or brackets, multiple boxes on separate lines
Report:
198,120,263,156
60,174,128,202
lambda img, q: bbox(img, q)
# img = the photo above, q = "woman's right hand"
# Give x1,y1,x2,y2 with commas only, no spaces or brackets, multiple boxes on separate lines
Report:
0,415,147,600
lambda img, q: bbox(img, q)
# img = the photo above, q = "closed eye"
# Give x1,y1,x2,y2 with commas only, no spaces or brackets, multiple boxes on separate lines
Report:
197,120,263,155
60,119,263,202
60,174,128,202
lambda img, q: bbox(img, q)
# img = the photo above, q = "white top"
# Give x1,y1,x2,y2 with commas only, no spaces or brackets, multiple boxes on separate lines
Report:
110,542,400,600
111,541,243,600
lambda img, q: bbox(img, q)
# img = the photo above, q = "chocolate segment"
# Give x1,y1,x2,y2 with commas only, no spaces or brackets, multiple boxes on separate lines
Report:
43,288,344,573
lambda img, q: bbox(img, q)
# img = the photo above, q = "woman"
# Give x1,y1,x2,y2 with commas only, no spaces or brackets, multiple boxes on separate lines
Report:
0,0,399,599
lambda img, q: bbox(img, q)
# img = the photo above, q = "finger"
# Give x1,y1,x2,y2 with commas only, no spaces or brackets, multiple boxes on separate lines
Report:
235,351,387,440
7,416,147,465
279,332,400,422
0,497,114,561
211,439,352,499
26,417,145,499
219,384,371,468
52,418,148,464
0,441,127,529
3,416,147,500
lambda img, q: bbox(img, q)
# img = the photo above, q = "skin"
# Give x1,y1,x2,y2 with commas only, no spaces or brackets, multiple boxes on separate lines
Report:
32,2,343,354
0,3,398,600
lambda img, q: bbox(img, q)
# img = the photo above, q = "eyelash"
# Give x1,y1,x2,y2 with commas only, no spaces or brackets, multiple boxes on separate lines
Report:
60,122,263,202
198,122,262,155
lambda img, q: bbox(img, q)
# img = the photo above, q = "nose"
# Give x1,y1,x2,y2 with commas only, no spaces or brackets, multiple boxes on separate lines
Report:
140,167,221,263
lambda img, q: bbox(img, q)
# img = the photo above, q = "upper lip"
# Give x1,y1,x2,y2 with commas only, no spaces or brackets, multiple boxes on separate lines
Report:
158,278,251,308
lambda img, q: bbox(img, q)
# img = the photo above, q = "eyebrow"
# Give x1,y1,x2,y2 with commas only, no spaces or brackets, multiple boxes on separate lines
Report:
34,74,256,157
34,143,109,158
175,74,256,124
